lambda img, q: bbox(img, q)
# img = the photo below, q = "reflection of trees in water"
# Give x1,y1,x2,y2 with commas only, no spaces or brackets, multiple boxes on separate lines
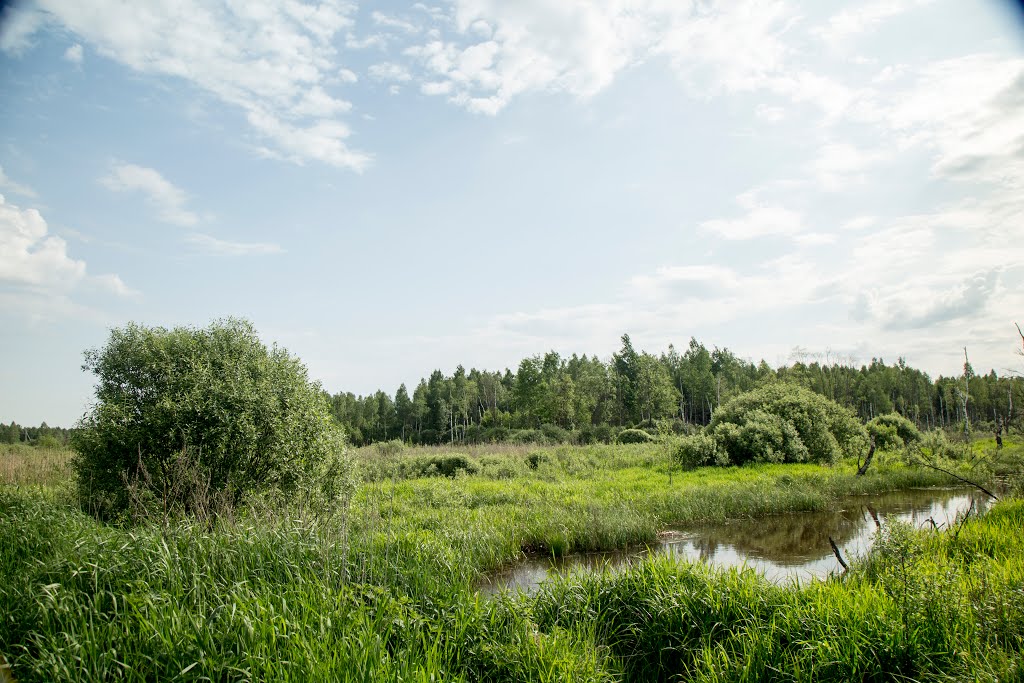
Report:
675,490,982,566
483,489,985,593
680,508,864,565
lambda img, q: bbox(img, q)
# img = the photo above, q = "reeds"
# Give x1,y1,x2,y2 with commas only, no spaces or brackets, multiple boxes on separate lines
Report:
2,438,1020,681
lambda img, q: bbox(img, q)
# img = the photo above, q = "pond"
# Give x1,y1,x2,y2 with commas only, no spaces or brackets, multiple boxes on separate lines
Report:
480,487,989,594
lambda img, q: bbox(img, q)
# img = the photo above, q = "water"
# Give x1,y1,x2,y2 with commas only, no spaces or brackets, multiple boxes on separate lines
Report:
480,488,989,594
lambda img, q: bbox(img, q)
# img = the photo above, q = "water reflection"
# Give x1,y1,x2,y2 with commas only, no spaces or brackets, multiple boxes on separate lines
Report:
481,488,987,594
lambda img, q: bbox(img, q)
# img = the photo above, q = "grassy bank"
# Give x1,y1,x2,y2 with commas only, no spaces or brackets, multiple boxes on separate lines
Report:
527,499,1024,681
1,440,1021,681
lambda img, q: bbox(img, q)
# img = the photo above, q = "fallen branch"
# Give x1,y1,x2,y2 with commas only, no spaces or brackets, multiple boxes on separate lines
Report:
914,454,1000,501
829,536,849,572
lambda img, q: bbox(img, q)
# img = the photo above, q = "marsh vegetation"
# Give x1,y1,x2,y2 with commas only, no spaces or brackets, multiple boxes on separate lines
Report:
2,321,1023,681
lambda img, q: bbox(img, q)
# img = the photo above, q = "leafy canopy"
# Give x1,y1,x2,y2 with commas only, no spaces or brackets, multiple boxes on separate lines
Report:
72,318,350,519
708,383,867,465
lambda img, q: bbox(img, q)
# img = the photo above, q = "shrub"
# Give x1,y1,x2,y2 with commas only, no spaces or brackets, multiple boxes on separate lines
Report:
71,318,352,520
708,383,867,465
376,439,405,457
867,413,923,451
673,432,727,469
404,454,479,478
539,423,571,443
34,434,63,449
526,451,551,470
616,428,655,444
508,429,548,445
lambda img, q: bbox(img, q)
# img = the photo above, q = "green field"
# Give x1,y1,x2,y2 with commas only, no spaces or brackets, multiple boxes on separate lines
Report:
1,440,1022,681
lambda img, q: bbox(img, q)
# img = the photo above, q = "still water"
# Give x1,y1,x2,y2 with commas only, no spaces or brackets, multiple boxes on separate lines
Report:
481,488,988,594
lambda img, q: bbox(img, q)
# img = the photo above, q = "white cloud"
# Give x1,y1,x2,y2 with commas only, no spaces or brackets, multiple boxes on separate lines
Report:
337,68,358,83
185,233,283,256
0,194,84,289
812,0,935,44
701,205,804,241
369,62,413,82
881,54,1024,191
0,165,36,198
808,142,889,191
0,4,48,54
63,42,82,63
100,163,198,227
19,0,369,170
0,194,135,299
755,104,785,122
399,0,816,115
371,11,420,34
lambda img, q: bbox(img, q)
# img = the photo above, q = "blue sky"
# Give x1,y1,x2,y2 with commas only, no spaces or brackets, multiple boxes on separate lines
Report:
1,0,1023,426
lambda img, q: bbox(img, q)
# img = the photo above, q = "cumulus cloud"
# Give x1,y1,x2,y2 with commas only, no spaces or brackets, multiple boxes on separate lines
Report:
100,163,198,227
10,0,369,170
0,194,135,299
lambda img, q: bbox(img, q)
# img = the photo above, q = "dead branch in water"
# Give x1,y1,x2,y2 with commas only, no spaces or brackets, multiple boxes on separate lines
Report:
829,536,849,573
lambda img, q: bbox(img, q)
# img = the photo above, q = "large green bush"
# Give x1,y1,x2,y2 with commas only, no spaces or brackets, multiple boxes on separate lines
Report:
708,383,867,465
867,413,923,451
673,432,726,469
71,318,351,520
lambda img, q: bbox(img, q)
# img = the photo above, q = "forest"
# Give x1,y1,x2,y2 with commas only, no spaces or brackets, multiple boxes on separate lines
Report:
328,334,1022,446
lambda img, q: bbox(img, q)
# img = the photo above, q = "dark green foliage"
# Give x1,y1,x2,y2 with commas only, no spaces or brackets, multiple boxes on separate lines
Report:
539,423,570,443
326,332,1023,449
674,432,726,469
401,454,480,478
526,451,551,470
616,428,655,444
867,413,923,450
71,318,348,519
709,383,867,465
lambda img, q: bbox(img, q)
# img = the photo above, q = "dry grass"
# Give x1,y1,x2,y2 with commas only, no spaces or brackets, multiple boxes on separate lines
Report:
0,444,73,488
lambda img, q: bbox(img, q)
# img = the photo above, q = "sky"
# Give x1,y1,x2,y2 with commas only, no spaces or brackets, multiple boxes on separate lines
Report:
1,0,1023,426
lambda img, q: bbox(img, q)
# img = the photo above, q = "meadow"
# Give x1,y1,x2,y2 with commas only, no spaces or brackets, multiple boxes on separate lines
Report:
1,438,1022,681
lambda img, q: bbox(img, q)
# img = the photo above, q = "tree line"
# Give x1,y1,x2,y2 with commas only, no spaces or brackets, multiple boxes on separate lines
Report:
1,421,72,447
328,335,1023,446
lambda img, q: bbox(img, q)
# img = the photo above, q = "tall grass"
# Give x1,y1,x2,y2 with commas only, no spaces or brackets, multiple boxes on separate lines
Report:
2,439,1020,681
0,444,73,489
527,499,1024,682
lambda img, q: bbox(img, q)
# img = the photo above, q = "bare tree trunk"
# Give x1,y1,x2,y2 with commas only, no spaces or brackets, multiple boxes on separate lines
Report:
857,436,876,476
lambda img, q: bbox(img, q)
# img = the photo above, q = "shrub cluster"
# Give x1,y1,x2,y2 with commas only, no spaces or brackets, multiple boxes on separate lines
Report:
707,383,867,465
71,319,353,520
673,432,727,469
867,413,923,451
616,428,656,445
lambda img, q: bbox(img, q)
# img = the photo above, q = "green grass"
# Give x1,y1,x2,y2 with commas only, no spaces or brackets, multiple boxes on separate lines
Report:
1,439,1021,681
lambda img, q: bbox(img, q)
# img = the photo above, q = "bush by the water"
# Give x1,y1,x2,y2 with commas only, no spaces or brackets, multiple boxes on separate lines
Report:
71,318,352,520
867,412,923,451
708,383,867,465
